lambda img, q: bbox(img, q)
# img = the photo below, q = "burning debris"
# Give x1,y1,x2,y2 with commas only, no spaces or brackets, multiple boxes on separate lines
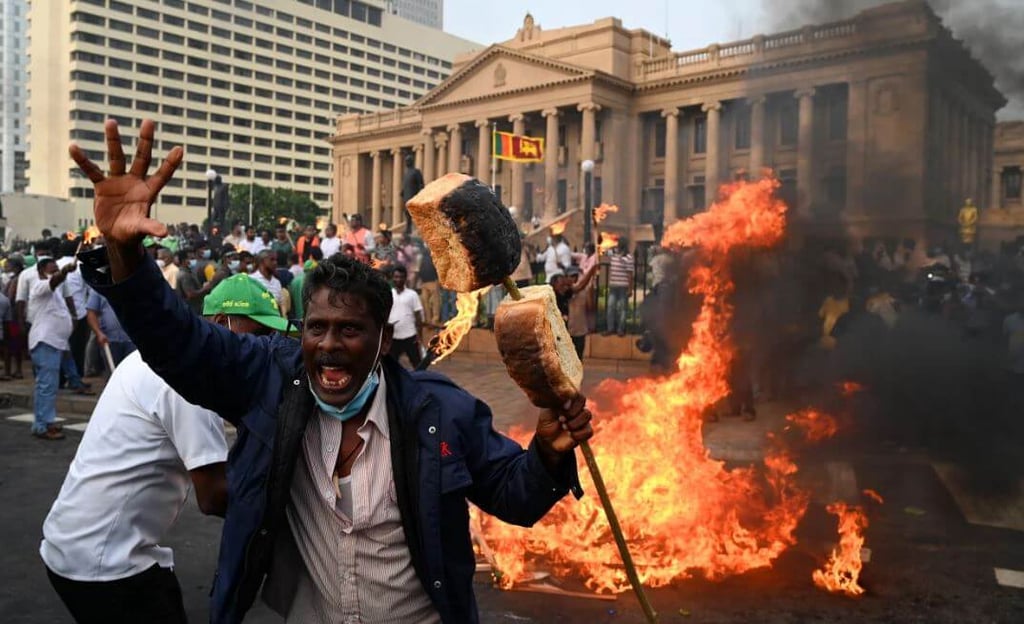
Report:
785,409,839,443
476,177,864,593
597,232,620,253
812,502,870,597
430,288,488,363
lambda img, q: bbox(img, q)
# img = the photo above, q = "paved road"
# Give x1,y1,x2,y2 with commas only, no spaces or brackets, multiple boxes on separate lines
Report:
3,358,1024,622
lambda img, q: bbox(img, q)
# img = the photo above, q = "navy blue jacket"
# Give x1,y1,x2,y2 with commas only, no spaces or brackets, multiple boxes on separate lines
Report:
81,250,582,624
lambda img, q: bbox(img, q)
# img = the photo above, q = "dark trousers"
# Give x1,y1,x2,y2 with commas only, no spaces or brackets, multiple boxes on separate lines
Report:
571,335,586,360
47,564,188,624
69,318,90,379
389,336,422,368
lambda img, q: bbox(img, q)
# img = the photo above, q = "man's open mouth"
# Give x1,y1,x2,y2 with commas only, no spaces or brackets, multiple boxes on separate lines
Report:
318,366,353,391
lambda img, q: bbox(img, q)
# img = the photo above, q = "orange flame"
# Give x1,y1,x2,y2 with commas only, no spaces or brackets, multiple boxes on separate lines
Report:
549,218,569,236
597,232,620,253
83,226,101,245
862,489,884,505
785,409,839,443
371,258,388,270
430,288,488,363
478,177,821,592
65,231,76,241
593,203,619,223
838,381,865,397
812,502,869,597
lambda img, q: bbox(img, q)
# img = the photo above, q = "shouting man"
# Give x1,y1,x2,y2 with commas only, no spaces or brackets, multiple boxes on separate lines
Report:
71,119,593,624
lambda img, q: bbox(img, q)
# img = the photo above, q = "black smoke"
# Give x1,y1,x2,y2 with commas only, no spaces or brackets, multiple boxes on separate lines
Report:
751,0,1024,119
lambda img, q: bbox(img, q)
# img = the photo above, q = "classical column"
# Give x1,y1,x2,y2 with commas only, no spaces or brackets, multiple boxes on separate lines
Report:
950,102,962,206
964,114,975,204
509,113,525,210
421,130,435,182
475,119,490,182
370,151,382,230
447,123,462,174
845,81,867,215
578,103,600,163
542,108,560,219
992,160,1003,211
662,107,679,225
703,101,722,205
435,132,448,177
795,87,815,216
390,148,403,227
413,144,423,170
749,96,767,175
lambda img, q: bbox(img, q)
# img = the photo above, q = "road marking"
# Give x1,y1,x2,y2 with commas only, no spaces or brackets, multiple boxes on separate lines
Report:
64,423,89,433
995,568,1024,589
6,414,67,424
933,462,1024,532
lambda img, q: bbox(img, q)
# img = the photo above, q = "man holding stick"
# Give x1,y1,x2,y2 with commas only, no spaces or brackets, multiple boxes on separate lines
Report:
71,119,593,624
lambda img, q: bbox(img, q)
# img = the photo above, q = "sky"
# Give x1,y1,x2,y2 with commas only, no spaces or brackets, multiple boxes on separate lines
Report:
443,0,769,54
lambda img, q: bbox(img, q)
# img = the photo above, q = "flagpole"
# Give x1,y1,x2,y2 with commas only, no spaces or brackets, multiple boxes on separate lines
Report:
490,122,497,192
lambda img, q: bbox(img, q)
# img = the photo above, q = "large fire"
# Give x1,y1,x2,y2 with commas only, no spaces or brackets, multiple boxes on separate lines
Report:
812,502,869,597
549,217,570,236
477,177,843,593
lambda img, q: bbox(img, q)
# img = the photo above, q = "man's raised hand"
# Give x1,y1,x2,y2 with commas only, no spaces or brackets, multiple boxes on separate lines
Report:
69,119,182,248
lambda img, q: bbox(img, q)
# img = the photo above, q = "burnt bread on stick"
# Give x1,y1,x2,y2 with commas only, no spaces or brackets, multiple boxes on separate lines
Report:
493,285,584,409
406,173,521,292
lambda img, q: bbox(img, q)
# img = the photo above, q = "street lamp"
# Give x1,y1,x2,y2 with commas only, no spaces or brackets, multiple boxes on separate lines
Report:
581,159,595,246
205,168,218,235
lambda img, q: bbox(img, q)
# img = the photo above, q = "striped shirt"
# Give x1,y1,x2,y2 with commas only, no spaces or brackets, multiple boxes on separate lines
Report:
286,372,439,624
607,253,635,288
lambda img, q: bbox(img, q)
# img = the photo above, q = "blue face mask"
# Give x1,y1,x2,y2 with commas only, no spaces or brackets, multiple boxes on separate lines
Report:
189,259,198,269
202,250,212,260
228,260,240,273
309,327,384,422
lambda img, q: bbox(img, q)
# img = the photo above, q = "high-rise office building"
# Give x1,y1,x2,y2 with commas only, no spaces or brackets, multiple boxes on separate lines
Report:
389,0,442,30
26,0,477,224
1,0,28,193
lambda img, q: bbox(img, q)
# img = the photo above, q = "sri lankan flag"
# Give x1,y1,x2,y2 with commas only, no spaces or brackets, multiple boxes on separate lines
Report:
493,131,544,163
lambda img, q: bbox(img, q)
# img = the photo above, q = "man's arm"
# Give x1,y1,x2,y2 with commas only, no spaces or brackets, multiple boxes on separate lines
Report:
71,119,275,422
570,263,600,294
190,463,227,517
86,309,107,346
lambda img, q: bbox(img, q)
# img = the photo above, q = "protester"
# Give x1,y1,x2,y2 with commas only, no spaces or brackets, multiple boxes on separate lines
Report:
605,238,635,336
296,224,321,262
0,287,12,380
237,226,261,254
223,222,244,249
271,224,293,258
536,232,572,283
344,213,375,263
288,248,323,322
319,223,341,258
371,228,398,271
39,275,288,624
510,233,534,288
175,249,205,314
71,119,593,624
258,229,273,255
387,265,424,368
27,259,78,440
3,255,25,379
86,290,136,367
401,153,424,229
250,249,285,312
418,243,440,328
158,247,179,289
565,264,600,360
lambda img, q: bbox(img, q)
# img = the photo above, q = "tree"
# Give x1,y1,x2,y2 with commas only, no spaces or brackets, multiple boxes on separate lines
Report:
226,183,325,232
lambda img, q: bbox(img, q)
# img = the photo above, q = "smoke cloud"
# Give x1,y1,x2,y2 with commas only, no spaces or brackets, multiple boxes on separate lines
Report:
752,0,1024,119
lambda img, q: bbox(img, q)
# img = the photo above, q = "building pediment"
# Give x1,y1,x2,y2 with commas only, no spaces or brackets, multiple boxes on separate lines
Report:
417,46,593,108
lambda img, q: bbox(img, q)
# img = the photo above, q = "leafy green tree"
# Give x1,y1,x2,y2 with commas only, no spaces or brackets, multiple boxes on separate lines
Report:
225,183,325,232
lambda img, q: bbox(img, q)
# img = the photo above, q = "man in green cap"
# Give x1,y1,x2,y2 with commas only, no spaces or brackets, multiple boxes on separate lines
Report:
41,273,288,622
202,273,291,335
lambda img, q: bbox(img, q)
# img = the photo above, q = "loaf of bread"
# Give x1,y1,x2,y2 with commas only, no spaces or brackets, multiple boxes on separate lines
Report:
406,173,521,292
493,285,583,409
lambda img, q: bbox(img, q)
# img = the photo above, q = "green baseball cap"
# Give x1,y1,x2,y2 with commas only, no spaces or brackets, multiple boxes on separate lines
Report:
202,274,291,332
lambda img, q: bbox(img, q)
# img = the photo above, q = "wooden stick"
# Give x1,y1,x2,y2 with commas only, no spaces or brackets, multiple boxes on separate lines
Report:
102,343,117,373
500,274,659,623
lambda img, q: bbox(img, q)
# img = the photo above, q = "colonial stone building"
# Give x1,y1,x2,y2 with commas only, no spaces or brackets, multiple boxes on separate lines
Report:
989,122,1024,242
329,0,1005,246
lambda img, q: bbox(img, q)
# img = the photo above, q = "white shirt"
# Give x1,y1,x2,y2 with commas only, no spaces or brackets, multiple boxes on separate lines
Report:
28,277,73,351
320,235,341,259
388,287,423,340
40,351,227,581
537,242,572,280
58,257,88,321
250,271,284,310
284,372,438,623
237,237,260,253
15,265,40,318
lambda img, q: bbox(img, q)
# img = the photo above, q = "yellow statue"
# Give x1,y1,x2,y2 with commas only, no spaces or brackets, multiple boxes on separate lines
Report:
958,198,978,245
